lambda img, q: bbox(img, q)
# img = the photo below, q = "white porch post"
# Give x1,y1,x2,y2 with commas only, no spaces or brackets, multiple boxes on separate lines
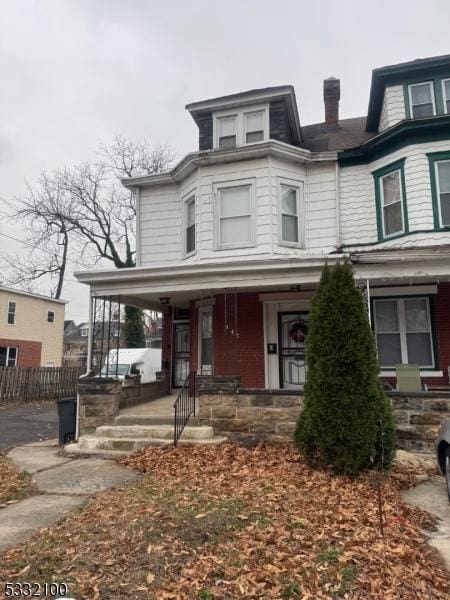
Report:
76,290,94,441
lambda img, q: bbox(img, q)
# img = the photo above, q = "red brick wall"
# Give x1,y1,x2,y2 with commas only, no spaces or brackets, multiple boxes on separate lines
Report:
0,338,42,367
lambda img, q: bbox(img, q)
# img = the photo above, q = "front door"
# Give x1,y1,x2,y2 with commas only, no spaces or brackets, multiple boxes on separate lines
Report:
278,312,308,389
173,323,190,387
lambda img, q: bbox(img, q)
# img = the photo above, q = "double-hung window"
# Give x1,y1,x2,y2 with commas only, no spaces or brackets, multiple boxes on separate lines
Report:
408,82,436,118
244,111,264,143
216,184,254,249
428,151,450,229
373,297,435,369
443,79,450,114
185,197,196,255
217,115,237,148
199,305,213,374
7,301,16,325
0,346,17,367
280,184,302,245
374,160,408,240
47,310,55,323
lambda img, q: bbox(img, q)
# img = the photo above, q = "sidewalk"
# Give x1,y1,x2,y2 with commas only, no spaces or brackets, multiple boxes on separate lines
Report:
0,439,139,552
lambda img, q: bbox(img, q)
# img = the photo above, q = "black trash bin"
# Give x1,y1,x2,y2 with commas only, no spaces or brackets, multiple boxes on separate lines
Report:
56,397,76,445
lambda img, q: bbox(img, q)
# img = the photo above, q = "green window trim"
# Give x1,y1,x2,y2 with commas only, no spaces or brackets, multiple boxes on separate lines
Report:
370,294,439,372
372,158,409,242
427,150,450,230
403,76,448,119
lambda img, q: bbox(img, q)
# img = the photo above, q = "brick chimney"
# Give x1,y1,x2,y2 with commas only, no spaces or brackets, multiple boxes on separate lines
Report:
323,77,340,124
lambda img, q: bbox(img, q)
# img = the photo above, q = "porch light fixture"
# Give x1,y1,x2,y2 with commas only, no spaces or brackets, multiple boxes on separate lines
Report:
290,285,302,291
159,297,171,305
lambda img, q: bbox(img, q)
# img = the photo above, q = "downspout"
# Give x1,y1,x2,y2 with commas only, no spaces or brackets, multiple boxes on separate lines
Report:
76,289,94,441
335,160,341,248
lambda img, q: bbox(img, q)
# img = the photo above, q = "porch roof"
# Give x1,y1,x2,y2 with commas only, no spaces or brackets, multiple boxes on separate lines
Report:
74,255,345,311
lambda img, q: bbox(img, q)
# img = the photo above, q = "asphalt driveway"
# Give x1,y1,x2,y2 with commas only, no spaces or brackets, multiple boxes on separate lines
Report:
0,403,58,451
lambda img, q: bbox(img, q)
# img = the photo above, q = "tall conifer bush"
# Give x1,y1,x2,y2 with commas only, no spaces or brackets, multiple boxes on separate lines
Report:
294,262,396,475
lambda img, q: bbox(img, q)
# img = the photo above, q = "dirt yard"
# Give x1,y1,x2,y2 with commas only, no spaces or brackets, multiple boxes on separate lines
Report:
0,443,448,599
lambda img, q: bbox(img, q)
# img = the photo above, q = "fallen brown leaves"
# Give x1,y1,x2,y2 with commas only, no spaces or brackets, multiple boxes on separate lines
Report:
0,454,32,507
0,443,448,600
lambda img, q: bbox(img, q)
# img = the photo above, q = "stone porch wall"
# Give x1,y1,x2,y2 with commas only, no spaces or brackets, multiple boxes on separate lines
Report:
78,376,169,435
198,381,450,452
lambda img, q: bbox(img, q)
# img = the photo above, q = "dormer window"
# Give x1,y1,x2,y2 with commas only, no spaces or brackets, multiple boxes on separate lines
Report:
408,82,436,118
213,105,269,149
217,115,237,148
245,111,264,143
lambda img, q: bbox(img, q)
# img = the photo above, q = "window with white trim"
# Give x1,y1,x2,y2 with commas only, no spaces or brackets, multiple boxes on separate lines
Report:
280,184,302,244
199,305,213,374
408,82,436,118
7,301,16,325
435,160,450,227
373,297,435,368
47,310,55,323
216,184,254,249
81,327,88,337
245,110,264,143
217,115,237,149
380,169,405,237
443,79,450,114
213,105,268,149
0,346,17,367
185,196,196,255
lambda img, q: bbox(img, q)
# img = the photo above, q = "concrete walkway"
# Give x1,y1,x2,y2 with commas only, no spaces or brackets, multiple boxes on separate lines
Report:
402,476,450,572
0,439,139,552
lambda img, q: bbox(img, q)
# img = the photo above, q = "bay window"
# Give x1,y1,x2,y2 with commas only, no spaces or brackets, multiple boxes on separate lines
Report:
374,159,408,240
428,151,450,229
185,196,196,255
373,297,435,369
280,184,302,244
216,183,254,249
408,82,436,118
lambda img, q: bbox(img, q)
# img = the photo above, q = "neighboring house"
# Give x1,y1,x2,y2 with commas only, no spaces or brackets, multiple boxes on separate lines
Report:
63,321,122,368
0,285,66,367
76,54,450,391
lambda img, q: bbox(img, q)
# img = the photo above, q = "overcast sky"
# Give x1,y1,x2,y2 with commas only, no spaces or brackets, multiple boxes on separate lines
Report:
1,0,449,320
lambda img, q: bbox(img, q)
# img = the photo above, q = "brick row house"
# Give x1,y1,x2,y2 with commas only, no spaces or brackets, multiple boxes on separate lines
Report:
0,285,66,367
76,55,450,446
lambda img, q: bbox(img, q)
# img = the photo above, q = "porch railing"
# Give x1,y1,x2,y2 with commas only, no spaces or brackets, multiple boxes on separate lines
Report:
174,370,196,446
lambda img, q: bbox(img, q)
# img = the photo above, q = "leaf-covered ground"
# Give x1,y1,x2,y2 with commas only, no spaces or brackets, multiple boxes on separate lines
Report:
0,443,448,599
0,455,32,507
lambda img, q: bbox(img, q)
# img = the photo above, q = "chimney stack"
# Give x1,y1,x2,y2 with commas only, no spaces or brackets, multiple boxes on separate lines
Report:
323,77,340,124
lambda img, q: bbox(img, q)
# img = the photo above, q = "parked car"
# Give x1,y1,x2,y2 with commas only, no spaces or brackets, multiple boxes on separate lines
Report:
436,420,450,501
100,348,161,384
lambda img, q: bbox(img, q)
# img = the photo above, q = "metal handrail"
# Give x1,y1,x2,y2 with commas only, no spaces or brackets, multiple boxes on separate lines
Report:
173,371,196,446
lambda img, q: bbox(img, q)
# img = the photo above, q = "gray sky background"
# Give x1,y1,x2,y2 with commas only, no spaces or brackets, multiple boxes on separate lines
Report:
1,0,449,320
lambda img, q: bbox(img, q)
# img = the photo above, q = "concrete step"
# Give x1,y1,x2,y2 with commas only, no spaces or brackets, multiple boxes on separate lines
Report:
77,434,227,453
63,445,129,459
96,424,214,441
115,414,200,427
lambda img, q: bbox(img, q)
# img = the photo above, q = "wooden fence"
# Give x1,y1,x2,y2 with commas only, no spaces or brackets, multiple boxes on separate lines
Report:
0,367,84,404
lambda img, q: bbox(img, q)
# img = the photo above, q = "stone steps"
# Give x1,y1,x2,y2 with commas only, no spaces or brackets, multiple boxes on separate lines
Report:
97,424,214,440
115,414,200,427
77,433,227,453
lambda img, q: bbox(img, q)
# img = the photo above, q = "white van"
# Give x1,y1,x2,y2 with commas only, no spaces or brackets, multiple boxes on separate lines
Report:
100,348,162,384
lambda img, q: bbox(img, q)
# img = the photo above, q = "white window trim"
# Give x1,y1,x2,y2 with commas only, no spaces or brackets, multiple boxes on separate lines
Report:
213,104,269,149
379,169,405,239
7,301,16,325
408,81,436,118
434,159,450,228
373,297,435,369
81,328,88,337
277,178,305,247
182,192,197,259
213,179,256,250
0,346,18,367
198,305,213,374
442,78,450,114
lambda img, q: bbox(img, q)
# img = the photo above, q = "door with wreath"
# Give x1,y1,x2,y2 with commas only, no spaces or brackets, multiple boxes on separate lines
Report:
278,312,309,389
